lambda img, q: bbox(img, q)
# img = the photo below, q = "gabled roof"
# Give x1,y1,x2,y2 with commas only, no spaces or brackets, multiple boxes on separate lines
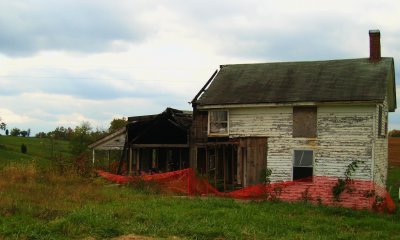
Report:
194,58,396,111
88,127,126,150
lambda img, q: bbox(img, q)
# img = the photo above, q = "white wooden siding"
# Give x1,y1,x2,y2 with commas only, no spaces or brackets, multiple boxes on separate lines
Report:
228,105,376,182
93,133,125,150
373,97,388,187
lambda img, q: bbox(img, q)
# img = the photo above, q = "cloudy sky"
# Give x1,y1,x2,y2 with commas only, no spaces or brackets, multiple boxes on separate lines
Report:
0,0,399,134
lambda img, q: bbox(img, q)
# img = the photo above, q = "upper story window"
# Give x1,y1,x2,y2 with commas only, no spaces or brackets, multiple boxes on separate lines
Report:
209,110,228,135
293,106,317,138
378,105,387,137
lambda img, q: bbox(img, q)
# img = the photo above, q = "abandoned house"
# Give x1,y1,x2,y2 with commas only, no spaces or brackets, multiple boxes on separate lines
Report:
190,30,396,191
89,108,192,175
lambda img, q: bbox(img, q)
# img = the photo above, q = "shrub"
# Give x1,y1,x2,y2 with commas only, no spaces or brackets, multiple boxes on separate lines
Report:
21,144,27,154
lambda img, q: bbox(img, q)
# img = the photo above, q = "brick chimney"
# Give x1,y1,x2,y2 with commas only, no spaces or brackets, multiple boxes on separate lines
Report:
369,30,381,61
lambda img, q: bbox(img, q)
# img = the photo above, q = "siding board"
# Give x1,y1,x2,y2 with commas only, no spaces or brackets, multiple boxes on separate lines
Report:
229,105,376,182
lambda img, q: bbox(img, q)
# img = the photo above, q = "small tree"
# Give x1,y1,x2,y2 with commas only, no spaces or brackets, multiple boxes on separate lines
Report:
20,130,28,137
109,117,128,133
0,122,6,131
0,118,6,134
5,129,9,136
21,144,27,154
35,132,46,138
70,122,93,155
10,128,21,136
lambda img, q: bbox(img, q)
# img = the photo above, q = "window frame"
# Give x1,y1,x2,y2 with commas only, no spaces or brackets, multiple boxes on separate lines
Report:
378,105,387,138
208,110,229,136
292,149,314,181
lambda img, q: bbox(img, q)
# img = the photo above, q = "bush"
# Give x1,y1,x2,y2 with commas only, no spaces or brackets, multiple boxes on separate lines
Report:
21,144,27,154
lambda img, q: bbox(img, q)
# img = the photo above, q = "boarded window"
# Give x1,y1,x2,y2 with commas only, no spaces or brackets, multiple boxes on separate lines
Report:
293,106,317,138
293,150,313,181
209,111,228,135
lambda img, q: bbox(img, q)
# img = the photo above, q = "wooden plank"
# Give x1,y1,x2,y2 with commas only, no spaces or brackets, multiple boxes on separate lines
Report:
205,146,209,180
237,145,242,185
130,144,189,148
293,106,317,137
223,145,226,192
214,145,217,188
136,150,140,172
108,150,111,171
179,148,182,169
231,146,235,187
129,148,133,175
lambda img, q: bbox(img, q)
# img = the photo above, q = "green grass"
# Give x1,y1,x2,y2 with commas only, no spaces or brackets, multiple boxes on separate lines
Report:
0,135,71,168
0,163,399,240
387,166,400,203
0,136,399,239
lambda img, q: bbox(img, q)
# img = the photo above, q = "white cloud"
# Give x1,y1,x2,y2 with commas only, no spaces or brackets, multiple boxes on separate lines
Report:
0,108,33,124
0,0,399,134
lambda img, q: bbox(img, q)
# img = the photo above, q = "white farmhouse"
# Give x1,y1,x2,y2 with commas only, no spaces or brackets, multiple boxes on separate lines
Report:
190,30,396,191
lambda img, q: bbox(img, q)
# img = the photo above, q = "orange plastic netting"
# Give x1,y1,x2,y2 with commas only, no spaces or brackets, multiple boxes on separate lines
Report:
97,168,395,213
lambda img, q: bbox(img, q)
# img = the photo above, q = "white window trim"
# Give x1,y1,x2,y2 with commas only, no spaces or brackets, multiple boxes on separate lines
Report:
292,149,314,181
207,110,229,137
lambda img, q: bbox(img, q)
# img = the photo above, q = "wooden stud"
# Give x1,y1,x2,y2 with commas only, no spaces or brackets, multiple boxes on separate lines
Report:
129,148,133,175
179,148,182,169
108,150,111,172
231,146,235,189
223,145,227,192
214,145,217,189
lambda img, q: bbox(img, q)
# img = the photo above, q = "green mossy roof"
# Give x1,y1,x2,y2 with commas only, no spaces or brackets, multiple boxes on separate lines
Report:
196,58,396,111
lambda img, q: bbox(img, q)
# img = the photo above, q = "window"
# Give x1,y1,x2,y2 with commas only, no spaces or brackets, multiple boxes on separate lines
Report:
293,106,317,138
293,150,313,181
209,111,228,135
378,105,387,137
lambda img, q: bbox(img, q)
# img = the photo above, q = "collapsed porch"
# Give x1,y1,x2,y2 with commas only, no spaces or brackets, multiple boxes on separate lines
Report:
193,137,268,192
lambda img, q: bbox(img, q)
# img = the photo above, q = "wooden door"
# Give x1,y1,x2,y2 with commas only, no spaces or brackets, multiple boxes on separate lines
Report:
238,137,267,187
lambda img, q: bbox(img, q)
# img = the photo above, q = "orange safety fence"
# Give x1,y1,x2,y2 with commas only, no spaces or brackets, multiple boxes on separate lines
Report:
97,168,396,213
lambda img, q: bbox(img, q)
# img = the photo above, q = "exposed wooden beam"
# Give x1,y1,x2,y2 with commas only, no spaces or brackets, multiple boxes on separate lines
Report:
130,144,189,148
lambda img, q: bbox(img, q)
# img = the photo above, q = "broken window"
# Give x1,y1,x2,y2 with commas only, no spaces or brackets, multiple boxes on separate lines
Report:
293,150,313,181
293,106,317,138
209,110,228,135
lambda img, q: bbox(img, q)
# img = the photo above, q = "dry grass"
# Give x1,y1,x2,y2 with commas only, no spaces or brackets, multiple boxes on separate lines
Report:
0,163,109,220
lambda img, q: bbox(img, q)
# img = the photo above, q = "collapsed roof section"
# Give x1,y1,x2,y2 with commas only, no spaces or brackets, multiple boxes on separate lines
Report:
126,107,192,146
88,108,192,150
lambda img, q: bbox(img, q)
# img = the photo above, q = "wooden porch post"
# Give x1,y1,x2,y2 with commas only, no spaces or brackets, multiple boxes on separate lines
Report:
223,145,227,192
108,150,111,171
129,148,133,175
92,149,95,166
179,148,182,169
136,149,140,173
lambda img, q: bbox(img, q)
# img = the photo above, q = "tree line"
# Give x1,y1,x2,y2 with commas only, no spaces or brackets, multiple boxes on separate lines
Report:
0,116,128,155
37,118,128,155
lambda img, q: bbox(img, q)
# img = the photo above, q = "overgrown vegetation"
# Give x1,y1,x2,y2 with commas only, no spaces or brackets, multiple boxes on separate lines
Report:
0,161,399,239
332,160,360,202
1,136,400,239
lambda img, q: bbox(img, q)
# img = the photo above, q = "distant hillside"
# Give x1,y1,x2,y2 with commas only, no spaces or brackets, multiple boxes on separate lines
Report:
0,135,71,168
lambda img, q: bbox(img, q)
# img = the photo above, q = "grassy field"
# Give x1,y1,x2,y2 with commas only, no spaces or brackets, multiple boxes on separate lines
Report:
0,136,71,168
0,136,400,239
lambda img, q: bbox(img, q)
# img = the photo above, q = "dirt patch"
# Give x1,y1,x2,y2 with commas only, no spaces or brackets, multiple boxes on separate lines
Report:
389,138,400,166
112,235,182,240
